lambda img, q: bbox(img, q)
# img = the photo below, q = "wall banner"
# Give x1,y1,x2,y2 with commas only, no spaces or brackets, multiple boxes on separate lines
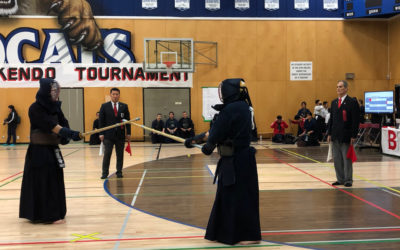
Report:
323,0,338,11
142,0,158,10
235,0,250,11
265,0,279,11
0,63,193,88
294,0,309,11
205,0,220,11
175,0,190,11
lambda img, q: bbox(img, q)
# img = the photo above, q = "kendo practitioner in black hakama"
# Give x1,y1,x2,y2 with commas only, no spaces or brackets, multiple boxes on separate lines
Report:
185,78,261,245
19,78,82,224
178,111,195,139
151,113,164,143
163,111,179,143
89,112,101,145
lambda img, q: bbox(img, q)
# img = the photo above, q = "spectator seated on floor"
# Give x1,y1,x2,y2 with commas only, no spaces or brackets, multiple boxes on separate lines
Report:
178,111,195,139
151,113,164,144
297,112,320,147
163,111,179,143
289,115,305,136
270,115,288,143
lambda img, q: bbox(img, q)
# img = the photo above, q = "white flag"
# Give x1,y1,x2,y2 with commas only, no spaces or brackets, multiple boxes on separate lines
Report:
99,142,104,156
327,143,333,162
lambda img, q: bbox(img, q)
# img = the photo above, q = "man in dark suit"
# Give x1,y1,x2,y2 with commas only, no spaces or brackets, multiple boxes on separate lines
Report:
327,80,360,187
99,88,131,179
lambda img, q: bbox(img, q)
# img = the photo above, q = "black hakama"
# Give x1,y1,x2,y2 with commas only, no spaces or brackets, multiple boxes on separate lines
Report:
205,147,260,245
19,144,66,222
204,99,261,245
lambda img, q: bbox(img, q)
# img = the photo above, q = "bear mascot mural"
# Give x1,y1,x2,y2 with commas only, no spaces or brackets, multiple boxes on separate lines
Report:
0,0,102,50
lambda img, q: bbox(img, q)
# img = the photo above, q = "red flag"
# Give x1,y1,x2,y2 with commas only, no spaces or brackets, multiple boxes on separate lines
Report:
125,141,132,156
346,144,357,163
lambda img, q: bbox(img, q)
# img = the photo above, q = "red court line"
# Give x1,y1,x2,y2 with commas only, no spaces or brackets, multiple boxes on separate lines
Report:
3,228,400,246
265,152,400,220
0,171,23,182
0,235,204,246
262,228,400,235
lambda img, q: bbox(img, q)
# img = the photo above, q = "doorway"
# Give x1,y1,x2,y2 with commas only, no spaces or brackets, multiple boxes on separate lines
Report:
143,88,190,140
59,88,85,134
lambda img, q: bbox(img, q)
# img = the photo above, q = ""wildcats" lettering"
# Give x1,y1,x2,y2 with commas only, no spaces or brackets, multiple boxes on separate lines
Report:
0,28,136,64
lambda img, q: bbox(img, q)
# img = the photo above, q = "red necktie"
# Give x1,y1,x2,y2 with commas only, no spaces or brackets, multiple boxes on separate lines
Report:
113,103,118,117
338,98,341,108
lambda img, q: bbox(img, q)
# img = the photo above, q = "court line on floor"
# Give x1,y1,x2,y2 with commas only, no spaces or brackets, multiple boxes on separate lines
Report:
290,237,400,246
2,235,399,248
262,228,400,235
156,143,162,160
265,151,400,220
279,148,400,195
114,169,147,250
205,164,214,177
381,189,400,198
0,171,23,182
0,176,22,188
103,173,316,249
0,148,82,188
262,225,400,233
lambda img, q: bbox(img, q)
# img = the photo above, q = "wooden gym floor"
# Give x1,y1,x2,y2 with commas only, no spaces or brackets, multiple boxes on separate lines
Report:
1,141,400,249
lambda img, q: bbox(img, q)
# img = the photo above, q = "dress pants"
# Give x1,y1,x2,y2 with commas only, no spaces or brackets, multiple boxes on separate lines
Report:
332,140,353,185
102,138,124,177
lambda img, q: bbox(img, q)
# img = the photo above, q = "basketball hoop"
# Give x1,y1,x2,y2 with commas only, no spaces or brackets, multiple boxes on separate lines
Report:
164,61,175,74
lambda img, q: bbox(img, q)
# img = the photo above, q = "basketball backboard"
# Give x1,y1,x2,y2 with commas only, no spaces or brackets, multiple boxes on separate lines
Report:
143,38,194,73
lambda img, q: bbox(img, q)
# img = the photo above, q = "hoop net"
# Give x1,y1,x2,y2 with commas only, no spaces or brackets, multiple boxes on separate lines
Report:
164,61,175,74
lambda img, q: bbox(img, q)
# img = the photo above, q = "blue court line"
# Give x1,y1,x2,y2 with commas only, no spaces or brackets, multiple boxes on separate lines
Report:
103,156,319,250
205,164,214,177
114,170,147,250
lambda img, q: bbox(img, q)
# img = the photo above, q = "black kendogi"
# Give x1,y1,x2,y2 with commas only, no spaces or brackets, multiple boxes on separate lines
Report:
89,118,101,145
201,79,261,245
20,78,81,223
178,116,194,138
164,117,178,143
151,118,164,143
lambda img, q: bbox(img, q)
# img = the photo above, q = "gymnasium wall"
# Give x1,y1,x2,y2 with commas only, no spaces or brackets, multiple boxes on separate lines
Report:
0,18,390,142
389,16,400,90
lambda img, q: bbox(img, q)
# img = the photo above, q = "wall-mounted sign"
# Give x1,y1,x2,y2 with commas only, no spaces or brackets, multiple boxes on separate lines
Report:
290,61,313,81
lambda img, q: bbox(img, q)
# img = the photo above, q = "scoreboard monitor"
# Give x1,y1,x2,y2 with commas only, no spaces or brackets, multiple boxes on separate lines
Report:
365,91,394,114
344,0,400,19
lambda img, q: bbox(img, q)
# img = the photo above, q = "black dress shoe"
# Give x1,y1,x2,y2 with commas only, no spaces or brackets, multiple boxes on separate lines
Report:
344,183,352,187
117,174,123,178
100,175,107,179
332,181,342,185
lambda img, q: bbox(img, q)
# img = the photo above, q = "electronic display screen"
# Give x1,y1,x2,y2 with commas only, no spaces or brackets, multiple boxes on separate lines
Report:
365,91,394,114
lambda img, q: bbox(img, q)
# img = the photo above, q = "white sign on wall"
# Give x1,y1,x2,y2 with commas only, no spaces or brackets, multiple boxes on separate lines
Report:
202,87,222,121
290,61,313,81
